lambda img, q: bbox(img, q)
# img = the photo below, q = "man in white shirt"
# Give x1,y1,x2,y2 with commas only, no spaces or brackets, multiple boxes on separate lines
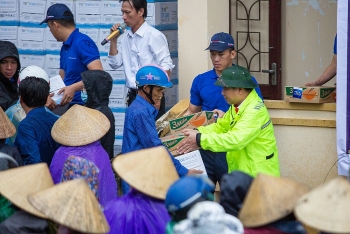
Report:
108,0,174,119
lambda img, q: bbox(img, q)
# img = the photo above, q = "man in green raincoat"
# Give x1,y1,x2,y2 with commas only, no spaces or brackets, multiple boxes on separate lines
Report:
177,65,280,177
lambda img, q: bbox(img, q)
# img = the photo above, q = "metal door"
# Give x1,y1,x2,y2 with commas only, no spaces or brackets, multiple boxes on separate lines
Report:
230,0,282,99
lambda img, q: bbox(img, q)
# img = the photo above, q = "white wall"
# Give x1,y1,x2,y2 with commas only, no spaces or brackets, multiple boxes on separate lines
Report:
178,0,229,100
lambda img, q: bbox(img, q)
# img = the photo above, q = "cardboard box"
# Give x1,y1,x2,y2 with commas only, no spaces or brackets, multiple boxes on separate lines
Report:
161,30,178,57
45,54,60,68
75,1,101,15
110,81,127,99
168,111,215,135
285,86,336,103
109,98,127,108
101,1,122,15
75,14,101,26
164,84,178,110
0,0,17,12
46,0,74,14
19,13,45,24
79,28,99,43
146,2,178,30
111,111,126,126
160,134,187,156
45,68,59,77
0,26,18,40
0,12,19,26
19,0,46,15
19,54,45,68
170,57,178,80
115,125,124,137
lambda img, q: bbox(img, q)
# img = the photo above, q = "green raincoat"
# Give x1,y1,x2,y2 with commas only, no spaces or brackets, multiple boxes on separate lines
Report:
198,90,280,177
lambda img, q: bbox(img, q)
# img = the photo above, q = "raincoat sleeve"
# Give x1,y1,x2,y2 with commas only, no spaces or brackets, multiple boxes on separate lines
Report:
198,107,233,134
199,107,266,152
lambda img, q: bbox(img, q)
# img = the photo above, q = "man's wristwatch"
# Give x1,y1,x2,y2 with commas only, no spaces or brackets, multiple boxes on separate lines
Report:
196,133,202,147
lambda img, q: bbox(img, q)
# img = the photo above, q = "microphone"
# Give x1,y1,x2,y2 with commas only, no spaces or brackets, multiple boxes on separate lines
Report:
101,23,127,46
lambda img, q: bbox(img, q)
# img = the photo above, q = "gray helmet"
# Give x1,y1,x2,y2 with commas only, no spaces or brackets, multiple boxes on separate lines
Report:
0,41,21,71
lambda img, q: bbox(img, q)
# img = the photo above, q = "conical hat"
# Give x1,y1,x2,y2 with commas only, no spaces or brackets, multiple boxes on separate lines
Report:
28,179,110,234
0,163,53,218
112,146,179,199
294,176,350,233
51,105,110,146
238,173,310,227
0,107,15,139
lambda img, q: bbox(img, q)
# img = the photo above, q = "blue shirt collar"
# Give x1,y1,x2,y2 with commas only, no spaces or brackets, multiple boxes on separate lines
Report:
63,28,79,46
26,107,46,117
135,95,158,119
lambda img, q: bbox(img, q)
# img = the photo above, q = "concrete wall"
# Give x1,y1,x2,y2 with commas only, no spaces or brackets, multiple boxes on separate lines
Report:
281,0,337,89
177,0,229,100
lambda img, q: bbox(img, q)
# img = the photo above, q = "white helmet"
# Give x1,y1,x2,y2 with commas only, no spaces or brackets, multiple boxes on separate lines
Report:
19,65,49,83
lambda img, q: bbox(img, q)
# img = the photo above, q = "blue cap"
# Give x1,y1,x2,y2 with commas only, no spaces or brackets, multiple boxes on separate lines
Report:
205,32,235,52
40,3,74,25
136,65,173,88
165,176,215,212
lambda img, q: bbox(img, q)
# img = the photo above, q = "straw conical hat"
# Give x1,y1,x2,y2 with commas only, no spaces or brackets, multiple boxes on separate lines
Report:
113,146,179,199
0,163,53,218
51,105,110,146
0,107,15,139
294,176,350,233
28,179,110,234
238,173,310,227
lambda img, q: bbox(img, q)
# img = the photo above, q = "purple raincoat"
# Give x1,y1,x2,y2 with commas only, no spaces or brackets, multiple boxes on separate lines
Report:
104,189,171,234
49,141,117,207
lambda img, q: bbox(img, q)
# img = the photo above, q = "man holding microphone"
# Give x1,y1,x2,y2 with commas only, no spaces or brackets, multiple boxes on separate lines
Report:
108,0,174,119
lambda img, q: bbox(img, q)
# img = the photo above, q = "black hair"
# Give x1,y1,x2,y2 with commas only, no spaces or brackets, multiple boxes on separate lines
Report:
53,10,75,27
19,77,49,108
120,0,147,18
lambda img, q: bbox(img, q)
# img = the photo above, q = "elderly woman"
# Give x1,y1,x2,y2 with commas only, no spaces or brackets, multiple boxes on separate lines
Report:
0,41,20,111
50,105,117,208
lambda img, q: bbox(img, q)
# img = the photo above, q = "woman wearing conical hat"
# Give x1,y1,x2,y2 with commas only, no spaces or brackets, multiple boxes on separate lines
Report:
0,163,57,233
104,147,179,234
238,173,310,234
50,105,117,208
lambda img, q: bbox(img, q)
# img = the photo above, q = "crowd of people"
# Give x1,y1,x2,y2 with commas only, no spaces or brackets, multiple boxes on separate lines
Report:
0,0,345,233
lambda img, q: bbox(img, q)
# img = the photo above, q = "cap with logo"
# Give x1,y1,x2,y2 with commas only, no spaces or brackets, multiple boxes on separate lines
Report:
205,32,235,52
40,3,74,25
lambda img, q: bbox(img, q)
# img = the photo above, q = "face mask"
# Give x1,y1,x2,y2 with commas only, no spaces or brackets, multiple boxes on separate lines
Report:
81,90,88,103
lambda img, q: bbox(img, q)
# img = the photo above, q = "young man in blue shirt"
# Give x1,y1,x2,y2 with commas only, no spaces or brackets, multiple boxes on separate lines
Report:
184,32,263,186
121,65,202,194
15,77,60,165
40,3,103,110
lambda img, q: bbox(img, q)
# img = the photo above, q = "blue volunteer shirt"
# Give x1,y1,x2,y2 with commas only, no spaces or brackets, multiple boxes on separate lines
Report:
122,95,188,176
190,66,263,112
15,107,60,165
60,28,100,105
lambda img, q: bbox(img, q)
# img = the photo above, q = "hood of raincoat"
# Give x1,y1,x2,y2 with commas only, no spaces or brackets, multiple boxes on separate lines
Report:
220,171,253,217
81,70,113,108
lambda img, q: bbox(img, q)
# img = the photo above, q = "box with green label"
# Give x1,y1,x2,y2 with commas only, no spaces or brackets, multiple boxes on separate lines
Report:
168,111,215,135
160,134,196,156
285,86,336,103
